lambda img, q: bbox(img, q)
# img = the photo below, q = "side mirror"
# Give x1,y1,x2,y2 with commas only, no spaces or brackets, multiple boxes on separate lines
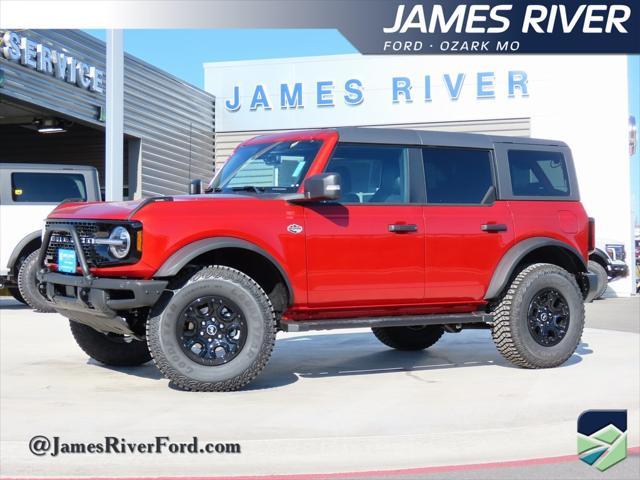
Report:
189,179,204,195
302,173,341,202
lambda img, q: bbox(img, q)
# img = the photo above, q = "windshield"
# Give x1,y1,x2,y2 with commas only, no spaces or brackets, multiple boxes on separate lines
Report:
211,140,322,193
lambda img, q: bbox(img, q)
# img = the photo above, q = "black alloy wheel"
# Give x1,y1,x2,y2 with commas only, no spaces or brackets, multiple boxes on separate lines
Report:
527,287,570,347
177,296,248,366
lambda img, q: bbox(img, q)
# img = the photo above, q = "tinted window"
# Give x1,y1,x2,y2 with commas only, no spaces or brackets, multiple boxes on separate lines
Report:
422,148,493,204
508,150,570,197
11,172,87,203
325,144,411,204
213,140,321,192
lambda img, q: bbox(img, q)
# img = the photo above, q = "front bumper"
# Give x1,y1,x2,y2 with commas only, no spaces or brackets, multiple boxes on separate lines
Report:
582,271,599,303
37,222,167,337
37,270,167,336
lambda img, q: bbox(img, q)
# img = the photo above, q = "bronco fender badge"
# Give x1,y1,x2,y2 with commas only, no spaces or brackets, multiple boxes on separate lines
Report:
287,224,303,234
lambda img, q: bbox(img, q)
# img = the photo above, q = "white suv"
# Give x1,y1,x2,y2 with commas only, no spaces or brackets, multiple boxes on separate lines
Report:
0,164,100,310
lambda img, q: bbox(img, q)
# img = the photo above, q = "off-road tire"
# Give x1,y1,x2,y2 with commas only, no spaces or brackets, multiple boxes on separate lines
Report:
492,263,584,368
147,266,276,392
18,251,55,312
372,325,444,351
70,321,152,366
588,260,608,300
7,287,26,305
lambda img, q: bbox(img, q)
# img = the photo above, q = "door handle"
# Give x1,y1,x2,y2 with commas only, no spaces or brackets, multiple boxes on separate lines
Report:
389,224,418,233
481,223,508,232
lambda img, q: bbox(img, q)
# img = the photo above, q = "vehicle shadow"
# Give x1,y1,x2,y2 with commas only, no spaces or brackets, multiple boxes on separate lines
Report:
87,359,165,380
247,331,593,390
599,286,619,299
0,298,30,310
87,331,594,391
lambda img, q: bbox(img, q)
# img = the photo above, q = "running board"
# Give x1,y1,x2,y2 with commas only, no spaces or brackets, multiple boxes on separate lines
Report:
280,312,492,332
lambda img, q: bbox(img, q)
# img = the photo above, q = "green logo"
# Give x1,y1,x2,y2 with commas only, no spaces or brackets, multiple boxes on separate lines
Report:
577,410,627,471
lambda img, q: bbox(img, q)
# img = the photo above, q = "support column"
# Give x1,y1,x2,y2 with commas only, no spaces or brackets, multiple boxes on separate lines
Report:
105,29,124,201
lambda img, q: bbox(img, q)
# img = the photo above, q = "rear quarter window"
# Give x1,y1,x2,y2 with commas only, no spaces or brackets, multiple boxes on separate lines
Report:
508,150,570,197
11,172,87,203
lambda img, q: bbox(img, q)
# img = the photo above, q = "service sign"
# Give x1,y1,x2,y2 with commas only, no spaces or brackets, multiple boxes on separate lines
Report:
0,30,105,93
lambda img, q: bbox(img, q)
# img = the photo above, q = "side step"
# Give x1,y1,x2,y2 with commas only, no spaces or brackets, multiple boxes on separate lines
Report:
280,312,492,333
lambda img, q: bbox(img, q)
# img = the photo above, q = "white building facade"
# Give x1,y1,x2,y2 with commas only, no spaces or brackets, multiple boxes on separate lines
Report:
204,54,635,296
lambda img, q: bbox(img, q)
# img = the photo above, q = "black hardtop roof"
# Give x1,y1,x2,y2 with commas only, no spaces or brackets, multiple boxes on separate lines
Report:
333,127,568,149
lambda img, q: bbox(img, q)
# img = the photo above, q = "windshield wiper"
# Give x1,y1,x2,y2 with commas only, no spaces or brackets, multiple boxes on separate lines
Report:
230,186,266,193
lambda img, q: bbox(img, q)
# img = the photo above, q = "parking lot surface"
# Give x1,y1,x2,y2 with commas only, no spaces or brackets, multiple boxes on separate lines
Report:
1,297,638,478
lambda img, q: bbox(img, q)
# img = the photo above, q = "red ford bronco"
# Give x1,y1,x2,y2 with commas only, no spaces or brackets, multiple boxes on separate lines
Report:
37,128,597,391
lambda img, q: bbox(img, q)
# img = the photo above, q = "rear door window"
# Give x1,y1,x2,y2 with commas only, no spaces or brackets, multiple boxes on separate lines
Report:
508,150,570,197
11,172,87,203
422,147,494,204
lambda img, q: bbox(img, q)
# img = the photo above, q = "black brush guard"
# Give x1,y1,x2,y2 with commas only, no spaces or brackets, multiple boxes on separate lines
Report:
37,223,167,337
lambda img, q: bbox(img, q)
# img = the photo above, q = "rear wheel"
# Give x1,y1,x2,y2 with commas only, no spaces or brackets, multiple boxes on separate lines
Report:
588,260,608,300
18,251,55,313
147,266,276,391
70,321,152,366
372,325,444,351
492,263,584,368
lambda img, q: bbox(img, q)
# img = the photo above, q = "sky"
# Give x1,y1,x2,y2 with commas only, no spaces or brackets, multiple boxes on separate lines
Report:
84,29,356,88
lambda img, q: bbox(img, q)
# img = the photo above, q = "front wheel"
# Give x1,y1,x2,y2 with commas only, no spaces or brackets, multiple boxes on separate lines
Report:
146,266,276,392
492,263,584,368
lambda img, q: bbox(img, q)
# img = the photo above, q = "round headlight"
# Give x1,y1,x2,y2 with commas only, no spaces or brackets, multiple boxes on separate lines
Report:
109,226,131,259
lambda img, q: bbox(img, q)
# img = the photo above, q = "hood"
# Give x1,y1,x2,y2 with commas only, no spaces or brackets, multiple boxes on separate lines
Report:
48,199,147,220
47,194,266,221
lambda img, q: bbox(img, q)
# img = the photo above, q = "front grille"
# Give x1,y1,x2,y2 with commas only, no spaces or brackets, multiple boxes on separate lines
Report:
45,221,111,267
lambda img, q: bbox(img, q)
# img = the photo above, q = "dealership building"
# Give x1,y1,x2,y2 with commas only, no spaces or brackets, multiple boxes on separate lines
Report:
204,54,637,295
0,29,215,198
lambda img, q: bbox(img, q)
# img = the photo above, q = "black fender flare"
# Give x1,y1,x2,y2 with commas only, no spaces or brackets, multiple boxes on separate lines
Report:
588,248,610,268
7,230,41,275
154,237,294,303
484,237,587,300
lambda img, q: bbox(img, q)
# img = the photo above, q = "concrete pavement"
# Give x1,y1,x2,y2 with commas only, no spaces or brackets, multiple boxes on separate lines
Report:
0,297,638,478
584,296,640,333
